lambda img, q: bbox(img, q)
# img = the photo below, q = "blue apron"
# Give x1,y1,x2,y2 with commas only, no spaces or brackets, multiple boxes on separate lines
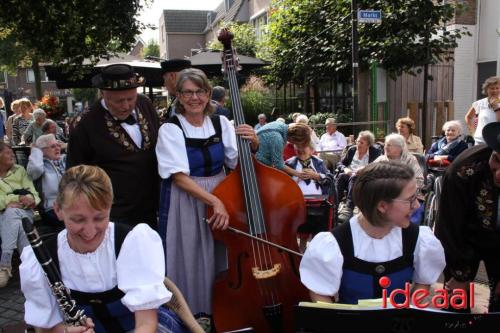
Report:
158,115,225,251
332,222,419,304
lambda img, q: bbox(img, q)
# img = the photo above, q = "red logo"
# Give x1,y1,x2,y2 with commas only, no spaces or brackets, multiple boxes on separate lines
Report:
379,276,474,309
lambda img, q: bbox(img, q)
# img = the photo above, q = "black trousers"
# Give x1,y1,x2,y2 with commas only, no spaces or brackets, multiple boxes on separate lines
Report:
444,247,500,313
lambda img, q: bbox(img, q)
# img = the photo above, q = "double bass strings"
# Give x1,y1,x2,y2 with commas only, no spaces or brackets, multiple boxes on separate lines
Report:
223,48,280,306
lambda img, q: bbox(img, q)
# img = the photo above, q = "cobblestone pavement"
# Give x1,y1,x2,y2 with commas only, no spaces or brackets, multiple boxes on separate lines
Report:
0,260,493,332
0,262,25,331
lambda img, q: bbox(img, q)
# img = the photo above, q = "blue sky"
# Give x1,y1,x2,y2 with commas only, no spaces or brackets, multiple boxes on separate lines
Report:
139,0,222,42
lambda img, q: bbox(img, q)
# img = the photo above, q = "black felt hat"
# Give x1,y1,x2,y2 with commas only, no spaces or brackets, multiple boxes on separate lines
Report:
91,64,144,90
160,59,191,74
482,122,500,153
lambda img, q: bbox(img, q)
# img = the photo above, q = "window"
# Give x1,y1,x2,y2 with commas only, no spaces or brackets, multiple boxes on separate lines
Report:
477,61,497,99
26,68,52,83
207,12,212,26
252,13,268,41
0,71,7,89
225,0,235,11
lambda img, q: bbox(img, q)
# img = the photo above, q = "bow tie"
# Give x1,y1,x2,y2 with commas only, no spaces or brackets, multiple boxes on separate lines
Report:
299,158,312,185
119,114,137,125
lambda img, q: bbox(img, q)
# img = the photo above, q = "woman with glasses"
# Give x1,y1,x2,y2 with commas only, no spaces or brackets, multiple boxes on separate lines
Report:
300,161,445,305
27,134,66,232
156,68,258,328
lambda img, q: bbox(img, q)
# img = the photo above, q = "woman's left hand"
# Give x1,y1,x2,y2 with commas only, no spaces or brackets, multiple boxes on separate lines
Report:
235,124,259,152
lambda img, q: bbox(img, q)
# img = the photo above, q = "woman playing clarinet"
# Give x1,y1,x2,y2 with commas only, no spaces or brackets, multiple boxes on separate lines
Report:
20,165,187,333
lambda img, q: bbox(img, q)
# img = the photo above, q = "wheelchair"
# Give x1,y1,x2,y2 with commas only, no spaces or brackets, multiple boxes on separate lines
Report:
422,166,446,229
298,193,336,253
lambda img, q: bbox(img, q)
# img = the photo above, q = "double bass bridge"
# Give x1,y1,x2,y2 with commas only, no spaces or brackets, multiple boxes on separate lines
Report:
252,264,281,280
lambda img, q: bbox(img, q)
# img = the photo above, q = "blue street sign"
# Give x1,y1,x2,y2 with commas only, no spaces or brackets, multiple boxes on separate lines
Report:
358,10,382,24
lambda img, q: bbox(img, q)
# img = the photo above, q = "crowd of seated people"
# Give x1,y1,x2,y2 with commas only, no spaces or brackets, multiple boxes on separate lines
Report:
0,86,488,333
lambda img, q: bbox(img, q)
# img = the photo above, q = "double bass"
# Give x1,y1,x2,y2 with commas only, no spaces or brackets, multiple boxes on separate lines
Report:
208,29,309,332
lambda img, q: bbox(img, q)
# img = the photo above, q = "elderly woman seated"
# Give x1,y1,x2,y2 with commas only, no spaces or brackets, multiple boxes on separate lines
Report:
23,108,46,145
374,134,425,190
426,120,468,167
42,119,67,141
0,142,40,288
27,134,66,232
336,130,381,223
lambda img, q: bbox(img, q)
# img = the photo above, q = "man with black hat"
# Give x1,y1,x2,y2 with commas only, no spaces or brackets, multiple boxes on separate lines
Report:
435,121,500,312
160,58,191,120
67,64,160,229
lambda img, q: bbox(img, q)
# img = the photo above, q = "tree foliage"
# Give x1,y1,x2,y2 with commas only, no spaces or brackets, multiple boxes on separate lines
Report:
265,0,470,86
0,0,151,97
143,39,160,58
206,22,258,57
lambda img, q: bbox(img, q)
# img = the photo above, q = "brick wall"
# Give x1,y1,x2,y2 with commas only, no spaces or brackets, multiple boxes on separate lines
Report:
453,0,477,25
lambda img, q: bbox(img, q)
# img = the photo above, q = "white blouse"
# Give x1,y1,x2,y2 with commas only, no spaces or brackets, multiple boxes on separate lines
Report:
291,160,323,196
300,216,446,297
473,97,496,145
156,114,238,179
101,100,142,148
20,223,171,329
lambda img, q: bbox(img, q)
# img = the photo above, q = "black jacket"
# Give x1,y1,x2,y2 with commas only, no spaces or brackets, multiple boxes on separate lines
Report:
337,145,382,171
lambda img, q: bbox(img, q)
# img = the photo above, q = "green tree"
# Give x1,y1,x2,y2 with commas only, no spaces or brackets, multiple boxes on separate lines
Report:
206,22,258,57
71,88,98,106
0,0,151,99
143,39,160,58
265,0,470,86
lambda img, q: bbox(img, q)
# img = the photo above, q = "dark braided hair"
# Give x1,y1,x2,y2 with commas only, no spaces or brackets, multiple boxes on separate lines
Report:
353,161,414,226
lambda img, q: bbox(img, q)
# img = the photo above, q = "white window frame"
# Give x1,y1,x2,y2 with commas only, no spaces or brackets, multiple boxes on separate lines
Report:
26,68,52,83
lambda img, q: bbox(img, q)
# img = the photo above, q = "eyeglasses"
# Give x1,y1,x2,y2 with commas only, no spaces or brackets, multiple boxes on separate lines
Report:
392,193,419,206
180,89,208,98
43,144,59,149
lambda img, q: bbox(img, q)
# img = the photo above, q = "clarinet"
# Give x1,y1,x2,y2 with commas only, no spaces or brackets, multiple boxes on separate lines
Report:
22,217,88,326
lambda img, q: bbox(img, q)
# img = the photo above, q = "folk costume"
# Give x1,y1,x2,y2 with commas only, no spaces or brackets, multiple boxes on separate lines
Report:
300,216,445,304
285,155,333,237
20,223,186,333
156,113,238,317
67,65,160,229
285,155,331,196
436,125,500,311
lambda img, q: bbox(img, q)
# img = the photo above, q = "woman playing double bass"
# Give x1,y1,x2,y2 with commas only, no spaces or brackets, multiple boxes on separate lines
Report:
156,68,258,328
208,29,309,333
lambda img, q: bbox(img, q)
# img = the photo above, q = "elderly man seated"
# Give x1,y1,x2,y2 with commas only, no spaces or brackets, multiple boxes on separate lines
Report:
318,118,347,171
27,134,66,232
0,142,40,287
23,108,46,145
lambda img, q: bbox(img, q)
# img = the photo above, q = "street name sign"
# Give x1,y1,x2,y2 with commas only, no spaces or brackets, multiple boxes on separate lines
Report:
358,10,382,24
